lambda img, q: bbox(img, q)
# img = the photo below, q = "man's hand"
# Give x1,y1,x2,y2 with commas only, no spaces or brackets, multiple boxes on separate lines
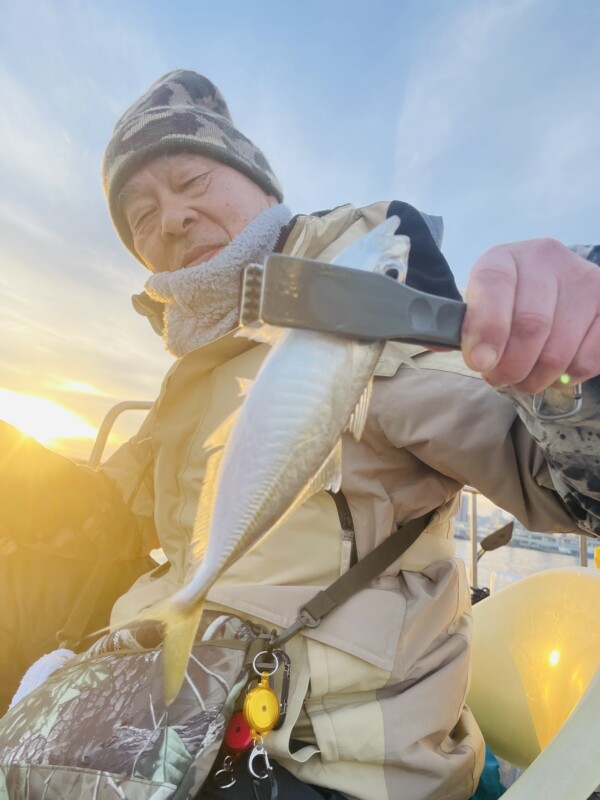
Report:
461,238,600,393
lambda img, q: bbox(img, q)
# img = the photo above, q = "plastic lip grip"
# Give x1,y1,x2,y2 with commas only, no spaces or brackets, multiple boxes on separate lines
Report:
240,255,466,349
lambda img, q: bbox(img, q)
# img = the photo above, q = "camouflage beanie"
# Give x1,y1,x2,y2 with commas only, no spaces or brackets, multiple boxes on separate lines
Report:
102,69,283,259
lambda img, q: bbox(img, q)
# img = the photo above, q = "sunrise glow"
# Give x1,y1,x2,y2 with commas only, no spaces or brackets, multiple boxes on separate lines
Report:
0,388,97,447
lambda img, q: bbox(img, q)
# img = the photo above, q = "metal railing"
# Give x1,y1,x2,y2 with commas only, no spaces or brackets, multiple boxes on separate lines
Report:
463,486,591,589
87,400,153,469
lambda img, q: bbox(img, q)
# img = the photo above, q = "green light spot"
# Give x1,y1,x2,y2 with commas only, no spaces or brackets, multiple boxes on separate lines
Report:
559,373,570,385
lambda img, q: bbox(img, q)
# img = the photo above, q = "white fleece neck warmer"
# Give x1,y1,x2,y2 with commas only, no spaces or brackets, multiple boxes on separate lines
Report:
144,203,292,357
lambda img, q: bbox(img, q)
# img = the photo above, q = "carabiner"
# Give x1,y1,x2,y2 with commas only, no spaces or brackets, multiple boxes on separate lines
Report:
532,382,583,421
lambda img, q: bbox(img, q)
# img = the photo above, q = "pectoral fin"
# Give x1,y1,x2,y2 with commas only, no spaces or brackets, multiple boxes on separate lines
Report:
304,439,343,497
237,377,254,397
345,379,373,441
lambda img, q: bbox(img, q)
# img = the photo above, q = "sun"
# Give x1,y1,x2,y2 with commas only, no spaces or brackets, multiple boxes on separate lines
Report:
0,388,97,448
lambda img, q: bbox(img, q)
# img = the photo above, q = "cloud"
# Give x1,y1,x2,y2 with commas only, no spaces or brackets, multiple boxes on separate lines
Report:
236,79,375,214
0,198,66,247
393,0,540,208
388,0,600,285
0,64,82,191
514,104,600,225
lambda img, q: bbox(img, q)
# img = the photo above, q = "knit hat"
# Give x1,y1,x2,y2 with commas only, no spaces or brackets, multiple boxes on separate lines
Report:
102,69,283,259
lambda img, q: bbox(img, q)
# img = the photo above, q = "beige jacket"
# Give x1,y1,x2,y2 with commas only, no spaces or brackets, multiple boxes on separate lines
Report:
103,203,577,800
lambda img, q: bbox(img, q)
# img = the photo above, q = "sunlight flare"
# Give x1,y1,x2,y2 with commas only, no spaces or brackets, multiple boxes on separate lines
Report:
0,388,97,446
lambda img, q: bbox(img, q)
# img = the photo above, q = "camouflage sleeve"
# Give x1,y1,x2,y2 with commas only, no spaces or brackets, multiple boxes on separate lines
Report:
568,243,600,267
501,244,600,537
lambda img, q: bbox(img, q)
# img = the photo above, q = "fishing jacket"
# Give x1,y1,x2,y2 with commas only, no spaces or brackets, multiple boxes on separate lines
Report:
97,201,595,800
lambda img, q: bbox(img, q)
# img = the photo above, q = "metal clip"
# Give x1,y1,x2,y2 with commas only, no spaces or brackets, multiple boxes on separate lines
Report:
532,382,583,421
272,649,291,730
270,606,321,648
248,739,273,780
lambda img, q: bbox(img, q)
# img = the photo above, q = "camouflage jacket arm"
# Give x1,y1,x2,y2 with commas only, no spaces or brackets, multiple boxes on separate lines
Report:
501,244,600,536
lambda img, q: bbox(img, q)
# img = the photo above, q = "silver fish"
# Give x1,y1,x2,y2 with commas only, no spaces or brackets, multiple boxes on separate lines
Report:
155,216,411,703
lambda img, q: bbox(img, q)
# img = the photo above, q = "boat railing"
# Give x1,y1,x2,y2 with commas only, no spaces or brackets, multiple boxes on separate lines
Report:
462,485,591,589
87,400,153,469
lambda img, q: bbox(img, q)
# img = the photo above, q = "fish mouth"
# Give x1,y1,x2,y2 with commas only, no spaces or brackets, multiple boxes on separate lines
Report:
179,245,224,269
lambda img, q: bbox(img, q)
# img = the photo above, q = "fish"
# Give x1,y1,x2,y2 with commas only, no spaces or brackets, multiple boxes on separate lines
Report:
151,216,411,704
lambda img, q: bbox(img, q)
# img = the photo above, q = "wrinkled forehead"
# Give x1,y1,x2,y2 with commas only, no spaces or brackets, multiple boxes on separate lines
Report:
118,151,220,208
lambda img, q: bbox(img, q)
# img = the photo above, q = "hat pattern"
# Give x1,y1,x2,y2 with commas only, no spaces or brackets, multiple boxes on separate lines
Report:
103,70,283,260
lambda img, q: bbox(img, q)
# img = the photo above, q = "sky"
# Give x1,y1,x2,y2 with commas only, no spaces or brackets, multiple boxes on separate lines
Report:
0,0,598,461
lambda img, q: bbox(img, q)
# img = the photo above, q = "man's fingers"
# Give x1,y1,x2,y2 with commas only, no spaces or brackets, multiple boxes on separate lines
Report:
462,246,517,373
484,273,558,388
509,290,594,393
463,239,600,392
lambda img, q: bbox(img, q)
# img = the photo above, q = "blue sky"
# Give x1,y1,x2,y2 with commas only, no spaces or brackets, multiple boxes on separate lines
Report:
0,0,598,458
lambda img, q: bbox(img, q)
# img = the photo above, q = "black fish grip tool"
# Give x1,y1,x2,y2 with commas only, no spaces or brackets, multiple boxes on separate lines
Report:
240,254,466,348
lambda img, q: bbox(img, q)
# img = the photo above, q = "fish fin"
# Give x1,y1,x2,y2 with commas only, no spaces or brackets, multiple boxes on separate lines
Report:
236,323,286,346
188,445,226,566
185,411,237,569
237,376,254,397
345,379,373,441
82,599,203,700
161,603,204,706
304,439,343,497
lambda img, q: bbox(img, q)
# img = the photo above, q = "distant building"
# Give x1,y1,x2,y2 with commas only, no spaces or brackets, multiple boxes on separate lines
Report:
456,494,469,523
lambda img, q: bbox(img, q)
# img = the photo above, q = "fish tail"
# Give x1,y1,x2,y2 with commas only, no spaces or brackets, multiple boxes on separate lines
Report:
161,602,205,706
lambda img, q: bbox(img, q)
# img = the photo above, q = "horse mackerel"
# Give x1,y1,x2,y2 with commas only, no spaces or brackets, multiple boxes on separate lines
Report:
156,216,411,703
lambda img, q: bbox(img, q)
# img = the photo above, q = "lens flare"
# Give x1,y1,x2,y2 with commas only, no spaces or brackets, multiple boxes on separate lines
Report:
0,388,96,446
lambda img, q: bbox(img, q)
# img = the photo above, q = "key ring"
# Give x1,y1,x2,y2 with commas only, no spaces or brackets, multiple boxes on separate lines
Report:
213,755,236,789
252,650,279,676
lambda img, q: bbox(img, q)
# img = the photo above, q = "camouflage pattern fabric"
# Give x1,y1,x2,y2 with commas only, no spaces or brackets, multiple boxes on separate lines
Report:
102,70,283,261
506,377,600,537
569,244,600,268
0,616,255,800
502,244,600,538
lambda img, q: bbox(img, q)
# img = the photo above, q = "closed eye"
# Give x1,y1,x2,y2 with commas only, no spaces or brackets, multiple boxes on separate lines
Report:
130,206,157,234
181,170,213,192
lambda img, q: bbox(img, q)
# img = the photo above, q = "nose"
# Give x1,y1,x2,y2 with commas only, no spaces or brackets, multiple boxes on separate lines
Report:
160,198,195,238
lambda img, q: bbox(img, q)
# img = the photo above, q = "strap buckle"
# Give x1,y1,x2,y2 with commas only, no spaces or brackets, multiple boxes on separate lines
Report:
270,607,321,649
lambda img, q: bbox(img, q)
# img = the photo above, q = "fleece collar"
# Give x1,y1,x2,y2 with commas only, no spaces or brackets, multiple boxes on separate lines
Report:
143,204,291,357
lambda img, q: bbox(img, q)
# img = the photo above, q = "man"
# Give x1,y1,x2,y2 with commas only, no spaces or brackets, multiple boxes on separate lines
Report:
2,69,600,799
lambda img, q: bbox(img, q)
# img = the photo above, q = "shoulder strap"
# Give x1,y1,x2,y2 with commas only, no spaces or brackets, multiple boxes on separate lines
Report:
273,511,431,646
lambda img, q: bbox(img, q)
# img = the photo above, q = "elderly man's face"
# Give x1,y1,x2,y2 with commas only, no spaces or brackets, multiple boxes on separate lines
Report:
119,153,277,272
